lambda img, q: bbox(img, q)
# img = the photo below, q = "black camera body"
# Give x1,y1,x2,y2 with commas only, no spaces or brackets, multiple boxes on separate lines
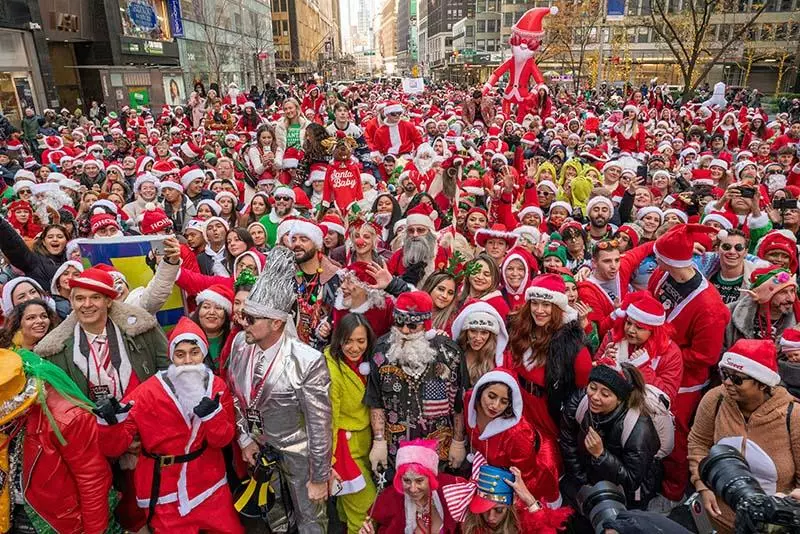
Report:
773,198,799,211
700,444,800,534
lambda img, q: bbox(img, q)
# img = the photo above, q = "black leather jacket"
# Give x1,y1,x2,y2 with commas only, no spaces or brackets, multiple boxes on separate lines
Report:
560,389,661,508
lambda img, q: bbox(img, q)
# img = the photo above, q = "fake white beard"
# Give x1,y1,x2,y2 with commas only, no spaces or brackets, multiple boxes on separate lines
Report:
404,232,436,265
415,157,434,175
33,190,73,224
386,329,436,379
167,363,208,418
228,88,239,99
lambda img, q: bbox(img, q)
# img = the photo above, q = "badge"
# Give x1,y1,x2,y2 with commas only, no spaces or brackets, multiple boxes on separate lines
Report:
246,408,264,437
90,385,111,402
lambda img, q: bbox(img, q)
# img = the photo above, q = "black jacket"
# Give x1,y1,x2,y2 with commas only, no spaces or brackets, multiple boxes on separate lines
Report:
560,389,660,508
0,217,66,290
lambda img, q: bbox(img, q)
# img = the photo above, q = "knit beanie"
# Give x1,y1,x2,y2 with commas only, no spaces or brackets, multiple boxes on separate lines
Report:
589,364,633,401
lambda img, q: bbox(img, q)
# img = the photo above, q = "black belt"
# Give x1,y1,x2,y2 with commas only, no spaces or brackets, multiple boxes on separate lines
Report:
518,375,546,398
142,442,207,525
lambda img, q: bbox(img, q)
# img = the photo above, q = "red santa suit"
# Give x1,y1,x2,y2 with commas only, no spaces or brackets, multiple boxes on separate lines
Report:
647,225,730,501
403,160,436,193
331,292,395,339
372,119,423,156
613,117,647,153
97,318,243,534
464,370,561,506
322,159,363,212
387,246,450,278
222,90,247,107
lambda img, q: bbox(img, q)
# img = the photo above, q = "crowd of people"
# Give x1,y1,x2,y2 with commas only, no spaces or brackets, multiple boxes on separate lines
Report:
0,73,799,534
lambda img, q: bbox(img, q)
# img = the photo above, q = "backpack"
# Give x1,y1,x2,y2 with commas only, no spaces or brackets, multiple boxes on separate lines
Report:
575,384,675,459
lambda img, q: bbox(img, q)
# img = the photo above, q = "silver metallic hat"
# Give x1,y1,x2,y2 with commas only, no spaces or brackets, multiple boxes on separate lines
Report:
243,246,296,321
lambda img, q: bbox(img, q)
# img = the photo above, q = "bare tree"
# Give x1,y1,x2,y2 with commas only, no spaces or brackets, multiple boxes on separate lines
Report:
546,0,604,91
193,0,237,86
242,8,274,86
648,0,770,103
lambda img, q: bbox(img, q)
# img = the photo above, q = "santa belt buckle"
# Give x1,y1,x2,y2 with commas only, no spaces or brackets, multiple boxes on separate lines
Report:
159,455,176,467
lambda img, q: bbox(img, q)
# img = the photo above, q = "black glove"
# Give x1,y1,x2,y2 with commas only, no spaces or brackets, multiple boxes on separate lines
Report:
193,393,222,419
401,261,427,287
92,397,132,426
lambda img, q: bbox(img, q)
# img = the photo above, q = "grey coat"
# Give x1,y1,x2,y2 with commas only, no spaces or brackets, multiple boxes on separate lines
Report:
724,296,798,351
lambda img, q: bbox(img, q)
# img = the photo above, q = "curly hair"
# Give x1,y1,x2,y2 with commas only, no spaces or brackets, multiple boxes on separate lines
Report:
0,299,59,349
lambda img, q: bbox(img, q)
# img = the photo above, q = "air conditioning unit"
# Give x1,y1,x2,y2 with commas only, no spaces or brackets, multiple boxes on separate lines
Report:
56,13,79,32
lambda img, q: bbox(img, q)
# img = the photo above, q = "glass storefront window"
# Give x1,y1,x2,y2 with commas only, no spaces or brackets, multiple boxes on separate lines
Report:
119,0,173,41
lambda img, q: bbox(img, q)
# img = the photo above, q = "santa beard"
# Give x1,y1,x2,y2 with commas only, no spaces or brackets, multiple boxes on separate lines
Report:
385,328,436,379
34,189,73,225
415,157,434,175
228,87,239,100
167,363,208,418
404,231,436,266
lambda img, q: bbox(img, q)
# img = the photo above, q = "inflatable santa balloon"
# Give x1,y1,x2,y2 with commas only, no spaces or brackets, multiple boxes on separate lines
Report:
482,7,557,116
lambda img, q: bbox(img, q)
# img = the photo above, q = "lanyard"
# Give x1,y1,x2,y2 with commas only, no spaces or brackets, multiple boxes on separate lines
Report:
89,338,117,399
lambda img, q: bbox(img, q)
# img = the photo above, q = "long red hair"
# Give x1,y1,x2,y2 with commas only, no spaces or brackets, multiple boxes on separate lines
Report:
609,315,675,357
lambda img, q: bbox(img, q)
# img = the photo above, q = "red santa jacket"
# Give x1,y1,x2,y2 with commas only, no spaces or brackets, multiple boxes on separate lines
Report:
332,296,394,338
613,124,646,153
387,246,450,277
323,160,363,212
24,386,112,534
372,120,423,156
647,270,730,392
222,93,247,107
98,369,235,516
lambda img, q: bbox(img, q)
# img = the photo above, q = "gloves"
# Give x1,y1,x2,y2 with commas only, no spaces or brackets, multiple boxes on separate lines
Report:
448,440,467,468
193,393,222,419
369,439,388,474
401,262,426,286
92,397,132,426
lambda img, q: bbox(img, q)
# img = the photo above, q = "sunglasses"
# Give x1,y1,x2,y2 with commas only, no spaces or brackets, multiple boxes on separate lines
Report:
720,243,745,252
537,190,554,197
595,239,619,251
241,313,257,326
719,368,753,386
274,196,292,201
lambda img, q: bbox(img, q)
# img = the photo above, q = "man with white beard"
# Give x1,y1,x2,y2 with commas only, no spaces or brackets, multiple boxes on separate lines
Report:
364,291,466,480
93,316,242,533
222,81,247,107
386,203,450,286
402,142,437,193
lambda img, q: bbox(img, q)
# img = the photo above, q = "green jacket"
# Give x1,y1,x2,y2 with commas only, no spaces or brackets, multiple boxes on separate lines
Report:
34,301,169,395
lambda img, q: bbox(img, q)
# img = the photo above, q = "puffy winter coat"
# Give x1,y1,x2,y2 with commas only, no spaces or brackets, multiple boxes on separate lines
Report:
560,389,661,508
24,385,113,534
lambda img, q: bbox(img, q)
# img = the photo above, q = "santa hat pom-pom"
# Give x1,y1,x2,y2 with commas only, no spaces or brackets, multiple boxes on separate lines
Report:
550,5,559,14
717,229,728,240
144,202,156,211
358,362,371,376
93,207,105,216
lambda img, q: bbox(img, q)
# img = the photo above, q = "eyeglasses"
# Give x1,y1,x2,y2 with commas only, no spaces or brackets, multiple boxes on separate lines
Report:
274,196,292,202
720,243,745,252
387,112,401,116
719,368,754,386
241,313,257,326
537,190,554,197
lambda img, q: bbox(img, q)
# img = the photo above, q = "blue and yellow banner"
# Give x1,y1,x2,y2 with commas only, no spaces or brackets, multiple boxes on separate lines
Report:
75,235,185,330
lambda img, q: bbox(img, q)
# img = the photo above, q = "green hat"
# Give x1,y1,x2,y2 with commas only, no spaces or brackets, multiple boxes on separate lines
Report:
543,233,568,266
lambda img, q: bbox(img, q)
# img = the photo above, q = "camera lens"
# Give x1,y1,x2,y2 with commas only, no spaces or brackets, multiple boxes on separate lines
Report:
699,444,766,510
577,481,627,534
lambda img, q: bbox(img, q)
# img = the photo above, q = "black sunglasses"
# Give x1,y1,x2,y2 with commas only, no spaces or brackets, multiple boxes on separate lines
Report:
242,313,257,326
719,368,753,386
720,243,745,252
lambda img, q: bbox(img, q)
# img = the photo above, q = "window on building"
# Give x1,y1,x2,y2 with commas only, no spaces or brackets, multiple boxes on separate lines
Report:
637,26,649,42
118,0,173,41
233,11,241,31
775,22,787,39
476,0,485,12
487,0,498,11
640,0,652,13
719,24,732,41
447,23,453,30
477,20,486,32
779,0,794,10
628,0,640,15
789,21,800,39
466,25,474,36
504,12,513,25
477,38,485,49
747,24,760,40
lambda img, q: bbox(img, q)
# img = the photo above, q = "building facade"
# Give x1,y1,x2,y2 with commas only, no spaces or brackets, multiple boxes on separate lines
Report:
271,0,341,82
425,0,467,80
379,0,398,74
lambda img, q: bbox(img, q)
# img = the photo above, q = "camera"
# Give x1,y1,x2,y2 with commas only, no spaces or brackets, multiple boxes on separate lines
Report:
738,186,756,199
699,444,800,534
773,198,799,210
577,481,628,534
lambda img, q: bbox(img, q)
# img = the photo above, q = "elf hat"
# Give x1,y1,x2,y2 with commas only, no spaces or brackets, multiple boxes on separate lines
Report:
525,273,578,323
139,203,173,235
196,284,234,314
542,234,568,266
654,224,718,268
746,267,797,304
720,339,780,387
168,316,209,360
68,267,118,299
394,439,440,493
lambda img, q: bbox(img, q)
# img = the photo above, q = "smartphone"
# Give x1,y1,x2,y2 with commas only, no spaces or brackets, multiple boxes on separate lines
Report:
685,492,716,534
150,238,167,256
330,479,343,496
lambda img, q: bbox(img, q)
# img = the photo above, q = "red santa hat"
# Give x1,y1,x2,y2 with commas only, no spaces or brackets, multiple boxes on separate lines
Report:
654,224,718,268
525,274,577,324
474,223,516,248
517,205,544,222
180,166,205,188
720,339,780,387
702,210,737,231
663,208,688,224
779,328,800,352
196,283,234,314
168,316,209,360
383,100,404,115
152,160,179,177
320,214,346,236
288,218,323,248
613,291,666,327
756,230,798,273
180,141,203,160
90,211,121,236
305,162,328,186
139,203,173,235
461,178,485,197
160,180,183,193
586,196,614,213
394,439,440,492
393,291,434,331
83,155,105,171
282,147,302,169
512,6,558,40
44,135,63,150
68,267,118,299
405,203,437,232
